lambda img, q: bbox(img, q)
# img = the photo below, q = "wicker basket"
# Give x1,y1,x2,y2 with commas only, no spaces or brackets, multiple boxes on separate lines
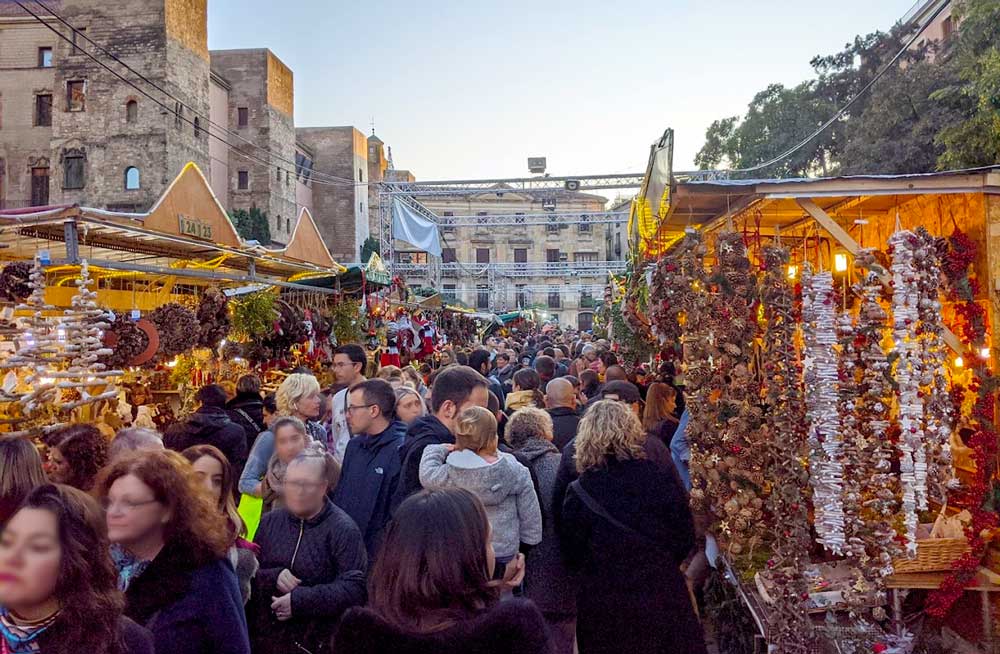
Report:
892,537,971,574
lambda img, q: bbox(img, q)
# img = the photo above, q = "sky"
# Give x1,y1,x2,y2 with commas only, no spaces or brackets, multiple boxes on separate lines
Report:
207,0,918,182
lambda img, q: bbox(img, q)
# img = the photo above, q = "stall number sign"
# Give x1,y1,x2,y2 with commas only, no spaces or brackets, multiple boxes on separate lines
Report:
178,214,213,241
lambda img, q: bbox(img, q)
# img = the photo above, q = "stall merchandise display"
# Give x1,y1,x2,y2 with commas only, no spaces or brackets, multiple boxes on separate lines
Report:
149,302,199,360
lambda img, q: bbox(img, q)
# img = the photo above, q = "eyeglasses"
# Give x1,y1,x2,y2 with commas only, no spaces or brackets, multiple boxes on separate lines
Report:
285,480,326,492
346,404,375,413
101,498,160,513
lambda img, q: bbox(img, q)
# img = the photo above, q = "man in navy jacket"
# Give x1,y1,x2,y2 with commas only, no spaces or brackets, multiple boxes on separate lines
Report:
333,378,406,556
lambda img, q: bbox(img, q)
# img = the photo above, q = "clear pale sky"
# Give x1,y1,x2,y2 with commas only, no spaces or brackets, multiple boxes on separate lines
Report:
207,0,916,181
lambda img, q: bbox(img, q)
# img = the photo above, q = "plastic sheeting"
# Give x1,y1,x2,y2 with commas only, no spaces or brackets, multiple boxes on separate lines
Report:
392,198,442,257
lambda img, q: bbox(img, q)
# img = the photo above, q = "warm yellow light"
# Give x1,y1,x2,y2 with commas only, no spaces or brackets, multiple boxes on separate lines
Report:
981,347,991,359
166,357,179,368
954,356,965,368
834,253,849,273
787,265,798,280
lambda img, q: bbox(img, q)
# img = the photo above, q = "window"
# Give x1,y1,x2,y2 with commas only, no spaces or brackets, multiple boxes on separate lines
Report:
476,211,488,226
546,216,560,233
358,167,363,182
397,252,429,265
35,94,52,126
66,81,85,112
124,167,139,190
574,251,598,263
514,248,527,263
578,312,593,331
237,170,249,190
942,16,954,41
193,116,201,138
546,249,560,263
615,232,622,257
125,100,138,123
514,212,526,224
515,285,527,308
277,168,282,182
237,107,248,127
38,47,52,68
443,284,457,302
360,202,364,213
548,291,561,309
174,102,182,129
63,154,85,189
30,167,49,206
71,28,86,55
442,211,455,233
578,216,592,233
286,170,290,186
476,248,490,264
580,291,594,308
441,247,456,264
286,218,290,233
476,284,490,310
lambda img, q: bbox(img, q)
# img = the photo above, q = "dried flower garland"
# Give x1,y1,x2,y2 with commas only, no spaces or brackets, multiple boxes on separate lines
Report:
888,230,925,555
148,303,199,360
196,287,230,349
801,266,846,555
926,229,999,618
759,245,816,652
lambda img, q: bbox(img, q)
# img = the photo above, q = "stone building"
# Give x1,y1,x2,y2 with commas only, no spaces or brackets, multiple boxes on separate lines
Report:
0,0,381,257
395,188,610,330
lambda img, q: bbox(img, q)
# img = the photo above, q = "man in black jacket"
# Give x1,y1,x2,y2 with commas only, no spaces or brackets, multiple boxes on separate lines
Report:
391,366,489,511
544,378,580,451
164,384,248,476
333,379,406,557
226,374,266,451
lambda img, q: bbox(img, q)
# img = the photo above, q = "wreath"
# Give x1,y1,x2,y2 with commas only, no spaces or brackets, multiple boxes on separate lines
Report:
100,315,149,369
196,287,231,349
148,303,199,359
0,262,32,303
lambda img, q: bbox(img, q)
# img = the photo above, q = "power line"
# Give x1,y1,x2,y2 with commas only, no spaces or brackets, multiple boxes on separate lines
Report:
17,0,365,189
731,0,951,174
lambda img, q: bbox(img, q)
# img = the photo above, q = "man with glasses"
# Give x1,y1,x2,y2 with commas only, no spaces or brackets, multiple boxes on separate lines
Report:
329,344,368,463
332,379,406,557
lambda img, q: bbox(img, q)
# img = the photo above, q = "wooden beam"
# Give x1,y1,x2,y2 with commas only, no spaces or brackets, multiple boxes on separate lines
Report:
796,198,964,356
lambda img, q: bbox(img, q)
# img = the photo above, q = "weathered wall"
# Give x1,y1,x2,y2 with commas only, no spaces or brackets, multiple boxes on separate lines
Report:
208,73,229,207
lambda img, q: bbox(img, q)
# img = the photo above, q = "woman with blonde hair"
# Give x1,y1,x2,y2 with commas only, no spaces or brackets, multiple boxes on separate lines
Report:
394,386,427,426
376,365,404,388
238,373,326,496
558,400,704,654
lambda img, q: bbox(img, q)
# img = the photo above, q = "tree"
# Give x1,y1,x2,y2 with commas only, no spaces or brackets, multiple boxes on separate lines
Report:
229,207,271,244
360,236,380,262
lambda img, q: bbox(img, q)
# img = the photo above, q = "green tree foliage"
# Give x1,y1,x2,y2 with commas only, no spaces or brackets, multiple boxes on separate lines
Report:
230,207,272,244
697,1,1000,177
360,236,380,262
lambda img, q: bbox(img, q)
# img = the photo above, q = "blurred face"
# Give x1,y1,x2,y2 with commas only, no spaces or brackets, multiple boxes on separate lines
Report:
105,474,170,552
346,389,377,435
440,351,454,366
0,508,61,611
275,425,307,463
46,447,70,484
665,393,677,416
333,354,362,384
191,455,224,507
263,407,276,428
133,389,149,405
284,461,327,518
396,393,424,425
294,390,322,420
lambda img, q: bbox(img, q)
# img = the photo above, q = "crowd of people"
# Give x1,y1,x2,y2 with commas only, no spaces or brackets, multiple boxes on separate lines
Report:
0,327,706,654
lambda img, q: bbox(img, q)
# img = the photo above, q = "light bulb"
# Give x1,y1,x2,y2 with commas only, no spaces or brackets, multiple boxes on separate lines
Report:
787,265,798,280
981,347,991,359
834,253,849,273
954,356,965,369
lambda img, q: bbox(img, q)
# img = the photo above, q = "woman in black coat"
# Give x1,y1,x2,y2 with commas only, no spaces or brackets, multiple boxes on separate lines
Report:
0,484,153,654
334,488,551,654
558,400,706,654
250,449,366,654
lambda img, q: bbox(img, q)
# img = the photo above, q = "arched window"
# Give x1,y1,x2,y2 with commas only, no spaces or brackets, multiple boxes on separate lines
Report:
125,100,137,123
286,218,290,233
124,167,140,190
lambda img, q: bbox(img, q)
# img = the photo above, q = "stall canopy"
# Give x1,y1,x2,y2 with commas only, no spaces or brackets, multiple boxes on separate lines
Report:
0,163,346,307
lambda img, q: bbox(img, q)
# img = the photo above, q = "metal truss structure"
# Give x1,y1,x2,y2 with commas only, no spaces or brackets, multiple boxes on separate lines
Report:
438,210,627,228
396,261,626,278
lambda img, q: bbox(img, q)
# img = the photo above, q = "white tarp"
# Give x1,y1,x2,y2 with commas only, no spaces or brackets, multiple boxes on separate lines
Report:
392,198,442,257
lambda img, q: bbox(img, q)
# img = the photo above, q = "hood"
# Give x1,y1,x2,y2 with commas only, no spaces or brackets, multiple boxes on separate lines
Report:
440,452,522,507
398,415,453,462
362,420,407,451
186,407,233,437
227,393,262,410
514,438,558,464
506,390,537,410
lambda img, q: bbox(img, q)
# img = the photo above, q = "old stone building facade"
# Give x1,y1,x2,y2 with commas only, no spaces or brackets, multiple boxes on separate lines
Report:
395,189,610,330
0,0,384,258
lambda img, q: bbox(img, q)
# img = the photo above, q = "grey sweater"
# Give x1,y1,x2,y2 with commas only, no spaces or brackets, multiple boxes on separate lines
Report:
419,444,542,559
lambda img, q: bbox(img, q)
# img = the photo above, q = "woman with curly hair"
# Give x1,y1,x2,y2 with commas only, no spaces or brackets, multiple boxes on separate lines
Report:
558,400,704,654
0,484,153,654
45,424,108,492
97,450,250,654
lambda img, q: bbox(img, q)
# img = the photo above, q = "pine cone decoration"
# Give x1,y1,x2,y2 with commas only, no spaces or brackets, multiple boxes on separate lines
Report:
196,287,231,349
149,303,198,359
101,315,149,368
0,262,32,302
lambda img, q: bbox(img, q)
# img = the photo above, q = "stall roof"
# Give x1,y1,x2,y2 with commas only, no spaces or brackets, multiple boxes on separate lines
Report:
0,163,345,290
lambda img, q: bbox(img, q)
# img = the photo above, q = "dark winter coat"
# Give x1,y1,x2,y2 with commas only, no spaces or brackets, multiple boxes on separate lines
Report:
226,392,266,450
515,438,575,617
333,599,553,654
559,458,705,654
164,406,248,476
546,407,580,452
35,616,153,654
332,420,406,556
249,499,367,654
391,414,453,511
123,540,250,654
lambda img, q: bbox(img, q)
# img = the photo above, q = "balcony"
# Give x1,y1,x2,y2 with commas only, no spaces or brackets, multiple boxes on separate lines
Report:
394,261,625,278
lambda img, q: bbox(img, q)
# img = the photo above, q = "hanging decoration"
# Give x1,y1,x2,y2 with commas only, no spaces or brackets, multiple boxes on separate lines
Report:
648,247,689,361
0,261,32,303
926,229,999,618
230,291,278,341
100,315,149,369
913,227,954,502
195,287,230,349
148,302,199,360
758,245,816,653
801,266,846,555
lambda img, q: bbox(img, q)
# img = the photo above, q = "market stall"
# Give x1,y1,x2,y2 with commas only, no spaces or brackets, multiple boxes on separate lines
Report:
633,166,1000,653
0,163,349,436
